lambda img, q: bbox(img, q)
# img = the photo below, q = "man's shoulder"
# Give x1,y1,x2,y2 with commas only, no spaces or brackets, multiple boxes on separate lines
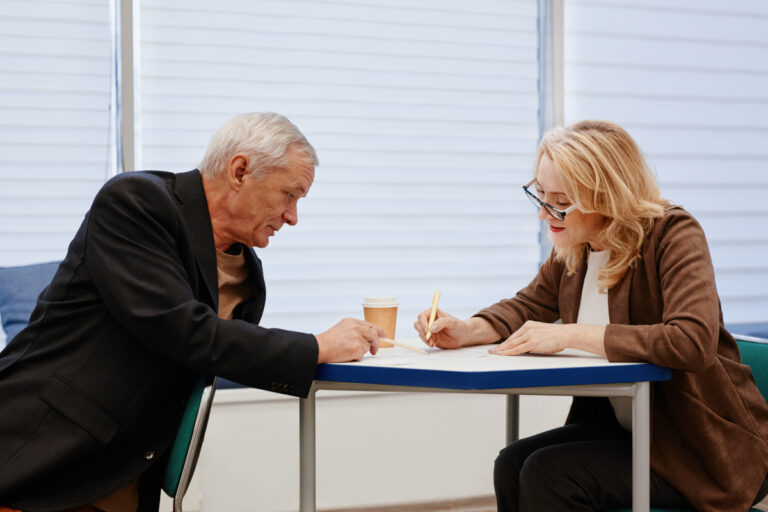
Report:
102,170,176,193
96,170,201,205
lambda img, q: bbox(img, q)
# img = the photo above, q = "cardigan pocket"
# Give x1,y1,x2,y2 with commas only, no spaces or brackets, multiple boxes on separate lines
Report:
40,375,119,444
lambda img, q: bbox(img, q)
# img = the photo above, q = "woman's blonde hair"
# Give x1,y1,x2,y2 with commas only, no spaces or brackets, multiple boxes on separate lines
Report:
536,120,670,290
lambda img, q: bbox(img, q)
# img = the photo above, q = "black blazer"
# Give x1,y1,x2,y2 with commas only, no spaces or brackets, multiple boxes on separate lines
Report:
0,170,318,511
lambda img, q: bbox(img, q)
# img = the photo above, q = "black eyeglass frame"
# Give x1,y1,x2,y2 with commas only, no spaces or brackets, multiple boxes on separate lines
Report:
522,178,577,221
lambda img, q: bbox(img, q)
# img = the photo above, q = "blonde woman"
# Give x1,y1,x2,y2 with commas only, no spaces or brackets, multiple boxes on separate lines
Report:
415,120,768,512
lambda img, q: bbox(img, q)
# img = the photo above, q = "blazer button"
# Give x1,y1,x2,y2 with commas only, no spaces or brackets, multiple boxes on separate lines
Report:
144,451,155,461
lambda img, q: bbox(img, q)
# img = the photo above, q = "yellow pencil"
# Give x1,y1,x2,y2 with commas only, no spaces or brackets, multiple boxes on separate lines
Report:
381,338,428,355
425,290,441,341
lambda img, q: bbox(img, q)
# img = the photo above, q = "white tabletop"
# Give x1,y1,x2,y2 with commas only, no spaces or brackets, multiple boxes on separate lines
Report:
315,337,670,390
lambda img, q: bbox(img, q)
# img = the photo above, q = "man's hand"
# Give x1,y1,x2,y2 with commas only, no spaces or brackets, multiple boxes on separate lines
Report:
316,318,384,363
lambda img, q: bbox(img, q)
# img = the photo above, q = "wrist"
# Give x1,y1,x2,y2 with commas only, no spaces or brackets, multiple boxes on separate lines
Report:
315,333,328,364
465,317,498,346
570,324,607,357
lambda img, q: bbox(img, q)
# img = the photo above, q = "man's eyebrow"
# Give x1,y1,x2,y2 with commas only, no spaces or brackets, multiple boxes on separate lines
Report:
289,183,308,196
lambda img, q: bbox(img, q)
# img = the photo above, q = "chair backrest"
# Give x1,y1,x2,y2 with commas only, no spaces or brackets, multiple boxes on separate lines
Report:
734,335,768,403
0,262,60,346
163,376,217,512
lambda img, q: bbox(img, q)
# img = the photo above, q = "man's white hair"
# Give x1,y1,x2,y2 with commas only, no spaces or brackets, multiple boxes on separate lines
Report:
198,112,318,179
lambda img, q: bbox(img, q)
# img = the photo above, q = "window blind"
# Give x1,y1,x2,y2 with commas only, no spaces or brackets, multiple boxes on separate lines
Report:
563,0,768,324
138,0,542,336
0,0,112,345
0,0,112,267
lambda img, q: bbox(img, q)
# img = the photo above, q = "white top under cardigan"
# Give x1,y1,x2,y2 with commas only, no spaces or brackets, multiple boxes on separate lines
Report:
575,249,633,431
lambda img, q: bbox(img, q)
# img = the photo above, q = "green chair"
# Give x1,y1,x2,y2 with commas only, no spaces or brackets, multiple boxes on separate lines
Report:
162,376,218,512
608,334,768,512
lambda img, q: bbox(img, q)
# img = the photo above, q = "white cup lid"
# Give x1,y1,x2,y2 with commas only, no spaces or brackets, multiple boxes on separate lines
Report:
362,296,398,307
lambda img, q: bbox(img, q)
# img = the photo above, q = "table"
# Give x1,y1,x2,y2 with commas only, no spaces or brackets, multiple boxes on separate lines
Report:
299,340,671,512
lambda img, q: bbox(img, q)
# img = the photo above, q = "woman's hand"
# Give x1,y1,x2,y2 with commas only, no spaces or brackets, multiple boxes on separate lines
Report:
413,310,498,349
490,321,607,357
413,308,466,348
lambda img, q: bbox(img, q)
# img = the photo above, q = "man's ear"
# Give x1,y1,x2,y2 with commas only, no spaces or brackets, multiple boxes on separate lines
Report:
228,154,250,188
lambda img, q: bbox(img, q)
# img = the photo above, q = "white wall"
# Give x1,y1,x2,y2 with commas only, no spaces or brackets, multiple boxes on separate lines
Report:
160,388,571,511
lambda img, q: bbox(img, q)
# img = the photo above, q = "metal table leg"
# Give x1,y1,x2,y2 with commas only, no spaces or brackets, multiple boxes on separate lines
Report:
299,384,317,512
506,394,520,445
632,381,650,512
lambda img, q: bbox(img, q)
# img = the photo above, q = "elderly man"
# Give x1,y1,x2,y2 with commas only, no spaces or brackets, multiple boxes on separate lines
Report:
0,113,383,512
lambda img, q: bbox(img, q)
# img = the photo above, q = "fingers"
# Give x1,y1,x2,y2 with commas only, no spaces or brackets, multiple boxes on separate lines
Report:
357,321,383,343
369,336,379,356
489,332,527,356
415,308,439,346
320,318,386,362
356,320,383,356
429,310,450,334
489,321,560,356
372,324,386,338
413,320,425,341
490,341,529,356
413,310,431,340
425,312,453,347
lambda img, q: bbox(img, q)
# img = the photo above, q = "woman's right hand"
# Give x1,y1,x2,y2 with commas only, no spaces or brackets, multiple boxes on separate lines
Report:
413,308,474,349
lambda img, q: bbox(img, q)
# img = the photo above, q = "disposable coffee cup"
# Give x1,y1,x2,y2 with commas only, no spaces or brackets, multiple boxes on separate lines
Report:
362,297,398,348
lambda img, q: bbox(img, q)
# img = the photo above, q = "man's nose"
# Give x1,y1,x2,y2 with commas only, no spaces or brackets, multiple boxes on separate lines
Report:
283,203,298,226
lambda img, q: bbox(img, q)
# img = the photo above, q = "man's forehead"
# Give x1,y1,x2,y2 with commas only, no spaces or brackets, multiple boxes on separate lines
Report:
282,164,314,195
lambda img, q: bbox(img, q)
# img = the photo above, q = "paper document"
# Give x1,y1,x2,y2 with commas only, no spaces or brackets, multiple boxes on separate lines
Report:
356,339,495,366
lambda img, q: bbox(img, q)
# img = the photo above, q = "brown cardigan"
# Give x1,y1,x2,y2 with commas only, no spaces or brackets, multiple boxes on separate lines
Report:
476,207,768,512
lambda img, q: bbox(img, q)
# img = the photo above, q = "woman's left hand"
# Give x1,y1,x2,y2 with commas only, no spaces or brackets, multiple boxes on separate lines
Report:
490,321,567,355
489,321,607,357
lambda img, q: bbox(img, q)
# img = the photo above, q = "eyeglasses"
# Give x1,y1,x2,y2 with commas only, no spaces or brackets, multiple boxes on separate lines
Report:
522,179,577,221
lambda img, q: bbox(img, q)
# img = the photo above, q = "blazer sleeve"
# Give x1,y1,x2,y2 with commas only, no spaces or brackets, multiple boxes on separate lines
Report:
604,211,720,371
473,251,564,340
84,174,318,397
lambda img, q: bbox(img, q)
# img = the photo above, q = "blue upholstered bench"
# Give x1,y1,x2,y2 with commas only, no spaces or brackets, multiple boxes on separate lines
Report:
0,261,60,347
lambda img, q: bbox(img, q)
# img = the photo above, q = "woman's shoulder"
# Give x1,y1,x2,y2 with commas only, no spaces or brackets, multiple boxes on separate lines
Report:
649,205,708,250
656,205,701,227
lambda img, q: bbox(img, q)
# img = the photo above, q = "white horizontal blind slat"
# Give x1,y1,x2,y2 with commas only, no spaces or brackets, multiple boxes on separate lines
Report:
0,0,112,269
564,0,768,324
139,0,541,336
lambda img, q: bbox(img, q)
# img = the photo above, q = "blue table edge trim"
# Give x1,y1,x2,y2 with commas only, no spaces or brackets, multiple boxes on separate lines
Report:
314,363,671,390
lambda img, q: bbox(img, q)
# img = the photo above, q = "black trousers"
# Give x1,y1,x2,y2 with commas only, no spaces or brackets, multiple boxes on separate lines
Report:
493,421,694,512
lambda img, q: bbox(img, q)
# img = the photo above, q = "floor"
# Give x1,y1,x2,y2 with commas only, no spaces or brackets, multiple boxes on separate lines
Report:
323,495,768,512
322,496,496,512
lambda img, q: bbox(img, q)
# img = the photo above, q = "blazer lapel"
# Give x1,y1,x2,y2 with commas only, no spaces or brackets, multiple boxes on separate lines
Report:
173,170,218,311
560,254,588,325
608,264,632,325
